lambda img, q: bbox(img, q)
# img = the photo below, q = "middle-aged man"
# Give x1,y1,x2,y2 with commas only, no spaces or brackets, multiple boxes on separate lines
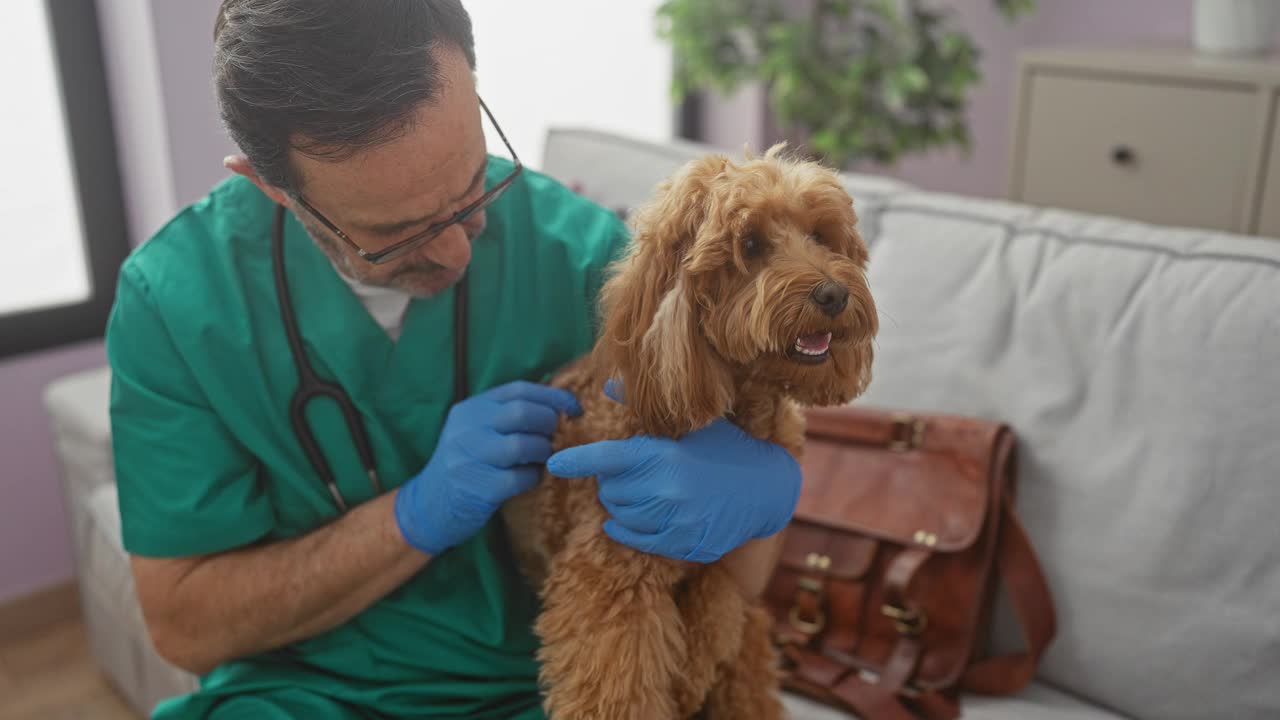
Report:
104,2,802,718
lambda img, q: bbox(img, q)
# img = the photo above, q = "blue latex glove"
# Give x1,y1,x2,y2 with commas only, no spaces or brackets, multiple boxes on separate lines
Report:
546,380,801,563
395,381,583,556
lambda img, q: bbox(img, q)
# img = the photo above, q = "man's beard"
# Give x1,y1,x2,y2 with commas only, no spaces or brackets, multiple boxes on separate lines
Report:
389,257,449,281
299,213,473,297
388,261,464,297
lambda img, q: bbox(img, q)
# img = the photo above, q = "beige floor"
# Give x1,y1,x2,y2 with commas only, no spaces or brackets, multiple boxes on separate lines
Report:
0,618,140,720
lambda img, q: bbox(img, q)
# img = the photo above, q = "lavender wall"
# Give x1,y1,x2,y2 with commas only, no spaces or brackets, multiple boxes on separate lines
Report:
0,0,227,605
704,0,1195,199
0,341,106,603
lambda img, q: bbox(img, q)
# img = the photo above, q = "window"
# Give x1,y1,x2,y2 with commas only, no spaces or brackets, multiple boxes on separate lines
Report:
0,0,129,358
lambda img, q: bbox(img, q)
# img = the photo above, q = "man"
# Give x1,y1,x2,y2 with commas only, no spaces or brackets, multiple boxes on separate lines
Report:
105,2,802,718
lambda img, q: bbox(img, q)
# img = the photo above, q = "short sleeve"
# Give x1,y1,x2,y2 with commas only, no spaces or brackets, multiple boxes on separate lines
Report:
106,262,277,557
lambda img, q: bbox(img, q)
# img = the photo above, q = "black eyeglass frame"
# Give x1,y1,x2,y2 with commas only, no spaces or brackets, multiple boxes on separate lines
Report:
293,96,522,266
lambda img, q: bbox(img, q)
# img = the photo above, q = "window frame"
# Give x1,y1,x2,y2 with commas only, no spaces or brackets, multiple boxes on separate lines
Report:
0,0,130,359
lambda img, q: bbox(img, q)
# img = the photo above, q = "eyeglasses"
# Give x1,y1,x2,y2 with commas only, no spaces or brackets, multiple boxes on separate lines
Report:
293,97,522,266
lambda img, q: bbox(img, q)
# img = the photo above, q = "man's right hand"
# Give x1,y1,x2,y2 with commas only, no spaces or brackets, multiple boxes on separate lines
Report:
394,380,583,556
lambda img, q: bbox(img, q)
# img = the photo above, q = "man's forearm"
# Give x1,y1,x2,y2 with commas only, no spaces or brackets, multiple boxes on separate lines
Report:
133,489,428,674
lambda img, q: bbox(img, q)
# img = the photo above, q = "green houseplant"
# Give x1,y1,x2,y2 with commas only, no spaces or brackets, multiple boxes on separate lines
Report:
657,0,1035,167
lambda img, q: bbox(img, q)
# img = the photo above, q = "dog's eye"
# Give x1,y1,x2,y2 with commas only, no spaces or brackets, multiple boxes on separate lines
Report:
743,234,765,259
809,232,825,246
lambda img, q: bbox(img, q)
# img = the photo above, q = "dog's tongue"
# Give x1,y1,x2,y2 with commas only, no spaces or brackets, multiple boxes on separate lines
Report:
797,332,832,354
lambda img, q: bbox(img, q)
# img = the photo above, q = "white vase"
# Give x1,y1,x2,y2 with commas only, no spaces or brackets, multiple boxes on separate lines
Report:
1194,0,1280,55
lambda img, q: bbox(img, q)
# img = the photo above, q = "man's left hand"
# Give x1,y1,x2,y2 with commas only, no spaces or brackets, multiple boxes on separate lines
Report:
546,380,801,563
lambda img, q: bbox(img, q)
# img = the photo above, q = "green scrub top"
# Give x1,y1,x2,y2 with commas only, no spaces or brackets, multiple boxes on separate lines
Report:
105,156,629,720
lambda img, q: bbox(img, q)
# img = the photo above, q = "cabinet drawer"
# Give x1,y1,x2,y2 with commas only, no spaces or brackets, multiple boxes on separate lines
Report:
1015,72,1257,232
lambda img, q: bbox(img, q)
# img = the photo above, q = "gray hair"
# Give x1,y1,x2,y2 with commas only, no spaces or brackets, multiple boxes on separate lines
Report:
214,0,477,193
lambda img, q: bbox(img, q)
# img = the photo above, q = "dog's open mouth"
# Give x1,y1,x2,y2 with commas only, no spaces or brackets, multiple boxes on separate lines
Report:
788,332,833,365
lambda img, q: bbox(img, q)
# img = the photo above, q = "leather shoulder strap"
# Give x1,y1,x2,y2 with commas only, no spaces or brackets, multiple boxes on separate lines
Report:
962,497,1057,695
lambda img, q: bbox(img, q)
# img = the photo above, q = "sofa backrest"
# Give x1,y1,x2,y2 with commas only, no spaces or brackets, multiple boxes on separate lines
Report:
540,128,912,244
859,191,1280,720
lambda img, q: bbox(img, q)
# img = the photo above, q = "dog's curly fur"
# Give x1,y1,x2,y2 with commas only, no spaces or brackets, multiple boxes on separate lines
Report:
501,145,878,719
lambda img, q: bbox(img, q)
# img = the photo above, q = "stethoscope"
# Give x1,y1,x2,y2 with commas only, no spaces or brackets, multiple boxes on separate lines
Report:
272,204,468,513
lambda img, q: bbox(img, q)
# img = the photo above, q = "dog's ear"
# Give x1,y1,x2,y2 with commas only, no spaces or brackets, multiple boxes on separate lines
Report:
627,154,728,255
595,156,735,437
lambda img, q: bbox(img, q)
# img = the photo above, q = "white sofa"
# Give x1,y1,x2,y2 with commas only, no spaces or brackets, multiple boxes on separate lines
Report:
45,128,1280,719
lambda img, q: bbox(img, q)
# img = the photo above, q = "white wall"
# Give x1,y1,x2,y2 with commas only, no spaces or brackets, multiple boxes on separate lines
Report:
149,1,237,209
96,0,230,247
467,1,675,170
95,0,181,248
99,1,676,233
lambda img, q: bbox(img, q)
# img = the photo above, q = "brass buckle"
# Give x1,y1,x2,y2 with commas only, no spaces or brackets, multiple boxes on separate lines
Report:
889,414,926,452
788,604,826,636
881,603,928,635
805,552,832,571
788,576,827,636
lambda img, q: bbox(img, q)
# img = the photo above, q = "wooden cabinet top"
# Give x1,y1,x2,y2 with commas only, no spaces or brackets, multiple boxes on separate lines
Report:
1020,46,1280,88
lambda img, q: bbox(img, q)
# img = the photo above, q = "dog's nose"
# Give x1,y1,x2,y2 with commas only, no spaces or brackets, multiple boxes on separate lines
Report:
810,281,850,317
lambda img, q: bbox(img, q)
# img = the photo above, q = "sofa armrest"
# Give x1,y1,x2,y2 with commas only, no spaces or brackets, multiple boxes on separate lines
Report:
44,366,116,502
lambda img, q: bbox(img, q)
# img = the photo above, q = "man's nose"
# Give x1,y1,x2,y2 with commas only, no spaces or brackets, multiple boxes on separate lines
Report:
423,222,474,271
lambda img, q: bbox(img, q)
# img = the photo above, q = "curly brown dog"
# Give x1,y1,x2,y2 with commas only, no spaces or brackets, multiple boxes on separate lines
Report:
501,145,878,719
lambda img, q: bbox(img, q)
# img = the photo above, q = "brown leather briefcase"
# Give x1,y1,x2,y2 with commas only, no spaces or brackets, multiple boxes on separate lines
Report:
764,406,1057,719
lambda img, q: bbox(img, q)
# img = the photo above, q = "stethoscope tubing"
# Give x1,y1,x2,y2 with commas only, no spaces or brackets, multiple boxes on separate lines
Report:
271,204,469,513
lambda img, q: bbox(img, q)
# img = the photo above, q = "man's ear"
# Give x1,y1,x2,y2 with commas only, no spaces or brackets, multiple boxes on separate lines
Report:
224,154,289,205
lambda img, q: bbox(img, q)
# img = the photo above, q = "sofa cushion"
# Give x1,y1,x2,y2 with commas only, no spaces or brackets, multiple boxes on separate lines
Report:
783,681,1130,720
540,128,912,244
858,191,1280,720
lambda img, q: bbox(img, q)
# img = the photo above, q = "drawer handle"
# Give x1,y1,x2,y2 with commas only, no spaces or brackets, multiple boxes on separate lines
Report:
1111,145,1136,167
